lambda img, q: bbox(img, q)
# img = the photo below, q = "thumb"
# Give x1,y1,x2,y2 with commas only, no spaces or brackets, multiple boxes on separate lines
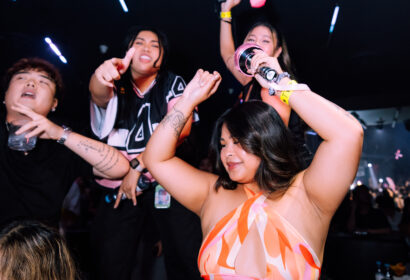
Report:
119,47,136,74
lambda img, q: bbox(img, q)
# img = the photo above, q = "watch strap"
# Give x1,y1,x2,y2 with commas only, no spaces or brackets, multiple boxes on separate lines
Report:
275,72,291,83
57,125,72,144
130,158,144,172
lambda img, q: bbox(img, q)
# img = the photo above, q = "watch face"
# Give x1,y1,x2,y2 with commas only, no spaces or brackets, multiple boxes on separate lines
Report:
266,70,277,81
130,158,140,169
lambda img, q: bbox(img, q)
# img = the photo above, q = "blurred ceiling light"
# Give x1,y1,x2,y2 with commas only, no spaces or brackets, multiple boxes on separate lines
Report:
99,44,109,54
329,5,340,34
44,37,67,64
119,0,128,12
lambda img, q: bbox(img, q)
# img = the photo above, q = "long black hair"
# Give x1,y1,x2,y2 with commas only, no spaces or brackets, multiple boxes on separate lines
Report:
245,21,295,77
114,26,171,129
209,101,303,193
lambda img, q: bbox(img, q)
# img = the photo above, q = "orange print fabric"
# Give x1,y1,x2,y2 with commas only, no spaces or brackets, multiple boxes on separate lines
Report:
198,189,321,280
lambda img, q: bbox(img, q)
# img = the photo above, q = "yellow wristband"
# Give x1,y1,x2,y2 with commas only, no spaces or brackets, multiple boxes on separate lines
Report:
220,11,232,19
280,80,298,105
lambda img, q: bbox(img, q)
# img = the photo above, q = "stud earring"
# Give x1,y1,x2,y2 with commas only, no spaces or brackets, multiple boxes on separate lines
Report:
2,101,5,104
51,107,56,112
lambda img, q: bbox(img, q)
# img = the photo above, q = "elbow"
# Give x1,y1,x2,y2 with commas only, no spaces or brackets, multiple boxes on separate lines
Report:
345,121,364,146
108,156,129,179
142,152,151,171
118,159,130,178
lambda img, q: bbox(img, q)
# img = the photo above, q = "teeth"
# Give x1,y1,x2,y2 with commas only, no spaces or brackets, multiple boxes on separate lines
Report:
22,92,35,97
140,55,151,60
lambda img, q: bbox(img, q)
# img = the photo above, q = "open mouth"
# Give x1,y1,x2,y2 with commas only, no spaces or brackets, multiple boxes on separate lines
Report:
139,55,152,62
21,92,36,99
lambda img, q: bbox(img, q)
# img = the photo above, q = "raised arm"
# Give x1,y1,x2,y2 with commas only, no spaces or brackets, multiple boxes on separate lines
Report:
143,70,221,215
113,99,194,209
89,48,135,108
12,103,129,179
220,0,251,86
255,61,363,217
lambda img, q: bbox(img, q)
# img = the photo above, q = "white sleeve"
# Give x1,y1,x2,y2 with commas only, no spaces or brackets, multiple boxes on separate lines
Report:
90,94,118,139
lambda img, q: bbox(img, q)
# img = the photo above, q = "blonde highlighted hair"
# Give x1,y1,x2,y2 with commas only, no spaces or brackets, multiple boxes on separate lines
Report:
0,221,77,280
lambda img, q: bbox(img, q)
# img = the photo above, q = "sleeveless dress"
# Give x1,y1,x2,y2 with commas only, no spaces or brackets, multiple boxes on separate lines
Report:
198,188,321,279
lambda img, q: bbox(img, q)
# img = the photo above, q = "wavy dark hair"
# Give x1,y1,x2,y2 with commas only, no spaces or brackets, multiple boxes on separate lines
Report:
0,220,77,280
2,57,64,101
114,26,170,129
209,101,303,192
123,25,169,72
245,21,296,78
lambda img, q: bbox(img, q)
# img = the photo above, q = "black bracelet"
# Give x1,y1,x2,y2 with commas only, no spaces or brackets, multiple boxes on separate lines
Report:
221,19,232,24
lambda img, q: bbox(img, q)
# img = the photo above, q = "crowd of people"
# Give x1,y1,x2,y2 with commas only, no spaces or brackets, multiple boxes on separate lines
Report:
1,0,408,279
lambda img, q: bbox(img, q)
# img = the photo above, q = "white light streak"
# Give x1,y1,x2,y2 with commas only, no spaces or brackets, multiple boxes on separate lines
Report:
44,37,67,64
119,0,128,12
329,5,340,34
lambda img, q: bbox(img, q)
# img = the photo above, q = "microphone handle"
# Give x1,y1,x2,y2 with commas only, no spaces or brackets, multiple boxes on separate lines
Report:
257,66,278,82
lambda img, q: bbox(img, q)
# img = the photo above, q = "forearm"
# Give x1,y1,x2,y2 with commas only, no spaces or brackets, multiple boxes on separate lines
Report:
286,80,363,142
220,19,235,64
144,96,194,167
64,132,129,179
89,73,114,108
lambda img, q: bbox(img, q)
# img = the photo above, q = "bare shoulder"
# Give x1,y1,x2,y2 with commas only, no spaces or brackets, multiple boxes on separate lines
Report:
200,185,248,237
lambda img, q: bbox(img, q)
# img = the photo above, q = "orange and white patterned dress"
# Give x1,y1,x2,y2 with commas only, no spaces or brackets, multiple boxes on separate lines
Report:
198,188,321,280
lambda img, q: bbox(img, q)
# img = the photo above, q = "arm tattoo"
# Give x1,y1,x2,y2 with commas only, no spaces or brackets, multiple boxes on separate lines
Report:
161,107,188,138
77,140,103,153
99,150,119,173
94,145,114,169
77,139,119,175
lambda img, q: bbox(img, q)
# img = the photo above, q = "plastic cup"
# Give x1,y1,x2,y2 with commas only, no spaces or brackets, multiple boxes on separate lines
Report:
7,121,37,152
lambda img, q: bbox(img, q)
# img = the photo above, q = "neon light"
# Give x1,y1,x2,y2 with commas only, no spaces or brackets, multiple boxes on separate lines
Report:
49,43,62,56
59,56,67,64
44,37,67,64
119,0,128,12
329,5,339,34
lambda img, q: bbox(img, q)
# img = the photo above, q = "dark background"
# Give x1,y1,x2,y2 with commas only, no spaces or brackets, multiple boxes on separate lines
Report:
1,0,410,136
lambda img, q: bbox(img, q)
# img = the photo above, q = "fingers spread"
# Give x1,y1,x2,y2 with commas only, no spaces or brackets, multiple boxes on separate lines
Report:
113,191,123,209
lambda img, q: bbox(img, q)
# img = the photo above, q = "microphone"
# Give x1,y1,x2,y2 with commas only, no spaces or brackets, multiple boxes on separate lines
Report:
234,43,278,82
104,174,154,204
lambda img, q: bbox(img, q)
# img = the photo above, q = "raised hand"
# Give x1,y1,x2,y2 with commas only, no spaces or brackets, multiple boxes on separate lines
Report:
221,0,241,12
182,70,221,107
248,49,283,76
11,103,63,140
94,47,136,88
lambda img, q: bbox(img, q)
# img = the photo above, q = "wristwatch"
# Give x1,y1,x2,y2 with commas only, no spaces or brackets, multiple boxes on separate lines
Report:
275,72,291,83
130,157,144,172
57,125,72,144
